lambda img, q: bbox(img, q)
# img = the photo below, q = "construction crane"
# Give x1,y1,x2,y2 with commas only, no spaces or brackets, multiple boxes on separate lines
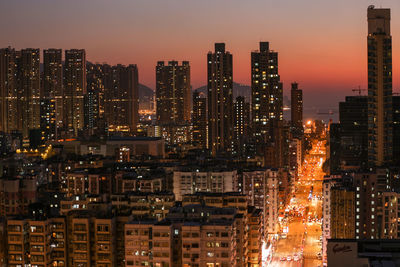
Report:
352,86,367,95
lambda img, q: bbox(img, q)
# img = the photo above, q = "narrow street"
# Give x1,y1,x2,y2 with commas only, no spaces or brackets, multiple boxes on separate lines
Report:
267,140,325,267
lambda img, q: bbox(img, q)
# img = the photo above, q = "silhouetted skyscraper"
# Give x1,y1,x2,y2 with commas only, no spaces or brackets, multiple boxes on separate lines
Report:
291,82,303,137
156,61,191,124
104,64,139,134
85,63,105,135
64,49,86,136
339,96,368,170
20,48,41,138
192,90,207,148
207,43,233,155
43,49,63,140
367,6,392,166
0,47,19,133
329,123,341,174
251,42,283,144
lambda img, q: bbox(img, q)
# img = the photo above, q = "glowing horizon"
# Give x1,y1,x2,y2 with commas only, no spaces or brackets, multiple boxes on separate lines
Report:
1,0,400,108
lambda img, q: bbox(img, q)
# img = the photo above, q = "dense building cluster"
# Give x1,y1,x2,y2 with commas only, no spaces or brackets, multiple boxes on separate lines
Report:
323,6,400,266
0,150,294,266
0,36,306,266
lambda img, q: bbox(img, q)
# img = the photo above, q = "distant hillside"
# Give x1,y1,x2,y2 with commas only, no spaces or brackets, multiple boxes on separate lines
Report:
194,82,252,102
139,84,154,110
139,84,154,99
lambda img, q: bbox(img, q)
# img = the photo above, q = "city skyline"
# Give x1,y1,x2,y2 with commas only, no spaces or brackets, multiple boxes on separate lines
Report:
1,3,400,266
1,0,400,110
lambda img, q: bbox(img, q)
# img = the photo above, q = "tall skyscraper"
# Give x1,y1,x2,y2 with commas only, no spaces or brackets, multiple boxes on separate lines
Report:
43,49,63,140
20,49,41,138
233,96,250,155
156,61,191,125
207,43,233,155
192,90,207,148
104,64,139,134
367,6,392,166
85,63,105,135
290,82,303,137
251,42,283,144
64,49,86,136
0,47,19,133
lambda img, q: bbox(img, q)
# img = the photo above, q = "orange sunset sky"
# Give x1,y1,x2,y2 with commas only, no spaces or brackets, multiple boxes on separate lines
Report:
1,0,400,110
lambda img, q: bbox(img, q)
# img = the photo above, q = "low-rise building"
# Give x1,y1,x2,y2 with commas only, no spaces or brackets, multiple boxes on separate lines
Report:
111,191,175,220
173,169,238,201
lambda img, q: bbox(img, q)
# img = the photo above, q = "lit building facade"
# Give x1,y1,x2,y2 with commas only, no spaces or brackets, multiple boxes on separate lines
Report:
64,49,86,136
192,90,207,149
207,43,233,155
233,96,250,155
367,6,393,166
20,48,41,138
156,61,191,124
0,47,19,133
251,42,283,144
173,169,238,201
105,64,139,134
43,49,63,140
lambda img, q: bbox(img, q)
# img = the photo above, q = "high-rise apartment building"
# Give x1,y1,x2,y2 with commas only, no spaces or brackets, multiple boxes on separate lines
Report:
6,217,67,267
330,186,356,239
156,61,191,124
233,96,250,155
207,43,233,155
381,191,400,239
64,49,86,136
104,64,139,134
353,169,391,239
181,192,256,267
290,82,303,137
125,220,174,267
125,205,240,267
339,96,368,170
251,42,283,144
43,49,63,140
85,63,106,135
367,6,393,166
0,47,19,133
67,210,116,266
242,169,279,237
20,49,41,138
192,90,207,148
